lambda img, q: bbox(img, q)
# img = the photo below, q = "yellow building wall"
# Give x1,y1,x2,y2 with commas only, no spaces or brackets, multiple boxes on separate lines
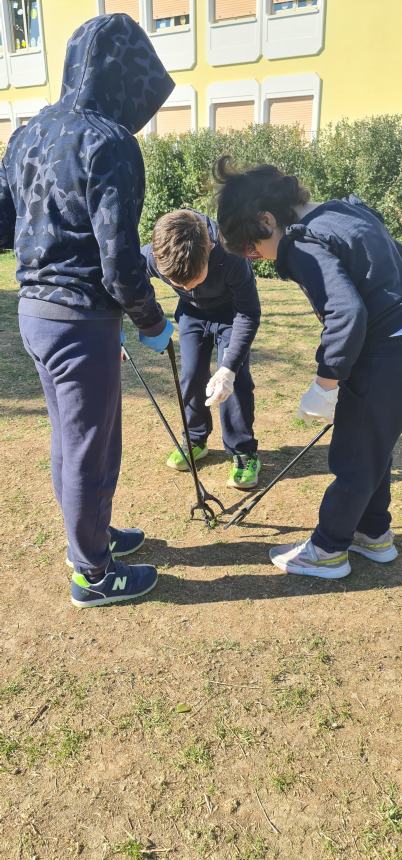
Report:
43,0,98,102
173,0,402,129
3,0,402,127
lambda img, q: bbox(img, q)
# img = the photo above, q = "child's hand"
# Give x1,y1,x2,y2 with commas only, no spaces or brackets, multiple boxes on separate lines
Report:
205,367,235,406
120,329,127,362
297,379,338,424
139,319,174,353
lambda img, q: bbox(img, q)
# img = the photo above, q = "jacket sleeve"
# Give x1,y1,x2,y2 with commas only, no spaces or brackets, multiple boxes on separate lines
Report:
0,160,16,250
220,256,261,372
87,139,165,334
287,241,368,380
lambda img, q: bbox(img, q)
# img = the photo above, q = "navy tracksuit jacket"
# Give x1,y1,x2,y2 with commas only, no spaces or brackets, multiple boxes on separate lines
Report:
276,196,402,551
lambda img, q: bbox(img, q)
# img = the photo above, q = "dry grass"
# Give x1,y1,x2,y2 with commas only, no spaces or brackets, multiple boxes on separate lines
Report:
0,252,401,860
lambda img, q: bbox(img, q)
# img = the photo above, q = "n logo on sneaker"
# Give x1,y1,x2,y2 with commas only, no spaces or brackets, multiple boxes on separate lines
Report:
112,576,127,591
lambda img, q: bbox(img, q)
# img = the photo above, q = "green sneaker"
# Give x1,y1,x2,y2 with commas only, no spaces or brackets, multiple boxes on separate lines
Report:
166,444,208,472
227,454,261,489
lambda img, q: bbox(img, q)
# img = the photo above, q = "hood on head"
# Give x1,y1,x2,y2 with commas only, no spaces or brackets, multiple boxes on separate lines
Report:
60,14,175,134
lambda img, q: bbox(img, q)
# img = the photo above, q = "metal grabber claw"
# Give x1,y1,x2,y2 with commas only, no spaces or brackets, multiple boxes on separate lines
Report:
166,340,224,528
122,342,224,528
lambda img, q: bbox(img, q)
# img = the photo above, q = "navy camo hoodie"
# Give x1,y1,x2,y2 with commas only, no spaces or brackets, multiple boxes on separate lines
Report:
0,14,174,331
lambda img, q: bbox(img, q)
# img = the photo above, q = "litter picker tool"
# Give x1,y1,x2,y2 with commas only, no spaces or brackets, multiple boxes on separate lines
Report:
122,343,224,528
224,423,332,529
166,339,225,527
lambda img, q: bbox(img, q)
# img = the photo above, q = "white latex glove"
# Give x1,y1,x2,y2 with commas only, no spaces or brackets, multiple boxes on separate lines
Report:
205,367,235,406
297,380,339,425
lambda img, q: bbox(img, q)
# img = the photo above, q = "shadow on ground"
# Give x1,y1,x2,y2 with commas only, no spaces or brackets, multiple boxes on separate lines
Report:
97,536,402,609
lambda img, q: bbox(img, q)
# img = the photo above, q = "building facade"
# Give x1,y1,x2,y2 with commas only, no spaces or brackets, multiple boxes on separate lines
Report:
1,0,402,144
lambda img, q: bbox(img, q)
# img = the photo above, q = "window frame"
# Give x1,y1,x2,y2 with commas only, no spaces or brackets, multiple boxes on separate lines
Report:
207,80,260,130
0,100,12,143
11,97,48,128
261,73,321,139
210,0,257,27
5,0,43,57
0,10,4,58
146,0,191,35
97,0,142,23
268,0,319,19
145,84,197,135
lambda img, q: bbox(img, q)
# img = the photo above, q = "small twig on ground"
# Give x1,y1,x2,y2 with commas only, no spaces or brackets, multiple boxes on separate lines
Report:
29,703,49,726
254,788,280,834
227,725,248,758
352,692,367,710
204,793,213,814
183,691,220,722
209,681,262,689
123,829,173,855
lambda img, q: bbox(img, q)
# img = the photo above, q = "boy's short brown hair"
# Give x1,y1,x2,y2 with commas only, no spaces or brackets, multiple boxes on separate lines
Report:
152,210,211,285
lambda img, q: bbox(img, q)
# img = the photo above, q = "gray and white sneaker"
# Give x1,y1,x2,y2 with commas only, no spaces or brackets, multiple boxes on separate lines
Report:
269,537,351,579
349,530,398,563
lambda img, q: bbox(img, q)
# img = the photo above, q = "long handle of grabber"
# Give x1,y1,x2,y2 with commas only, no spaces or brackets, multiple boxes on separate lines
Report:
224,423,332,529
166,339,204,505
122,345,198,478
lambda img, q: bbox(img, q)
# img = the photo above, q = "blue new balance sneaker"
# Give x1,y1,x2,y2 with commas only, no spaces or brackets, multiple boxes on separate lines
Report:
66,526,145,568
70,559,158,608
108,526,145,557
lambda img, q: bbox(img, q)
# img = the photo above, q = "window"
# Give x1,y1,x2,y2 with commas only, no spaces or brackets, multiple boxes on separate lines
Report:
155,104,191,135
151,1,189,32
267,95,313,137
214,100,254,131
7,0,41,51
271,0,318,14
0,118,12,143
104,0,139,20
214,0,256,22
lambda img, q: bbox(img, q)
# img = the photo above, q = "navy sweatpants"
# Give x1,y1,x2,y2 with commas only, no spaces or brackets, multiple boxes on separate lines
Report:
178,312,257,456
19,313,122,576
312,337,402,552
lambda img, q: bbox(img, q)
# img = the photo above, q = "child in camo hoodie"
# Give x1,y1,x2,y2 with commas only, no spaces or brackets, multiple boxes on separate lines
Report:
0,14,175,607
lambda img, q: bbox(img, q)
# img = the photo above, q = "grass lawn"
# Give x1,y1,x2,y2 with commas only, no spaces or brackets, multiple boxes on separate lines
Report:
0,251,401,860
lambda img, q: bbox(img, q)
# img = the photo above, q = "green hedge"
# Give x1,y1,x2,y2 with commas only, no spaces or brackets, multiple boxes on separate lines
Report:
2,116,402,269
138,116,402,265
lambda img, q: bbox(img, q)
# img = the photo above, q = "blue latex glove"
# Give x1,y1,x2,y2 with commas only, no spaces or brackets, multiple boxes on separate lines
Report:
139,319,174,353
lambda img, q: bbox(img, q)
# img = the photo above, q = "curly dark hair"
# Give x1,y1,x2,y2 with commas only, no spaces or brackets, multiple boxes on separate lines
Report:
213,155,310,255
